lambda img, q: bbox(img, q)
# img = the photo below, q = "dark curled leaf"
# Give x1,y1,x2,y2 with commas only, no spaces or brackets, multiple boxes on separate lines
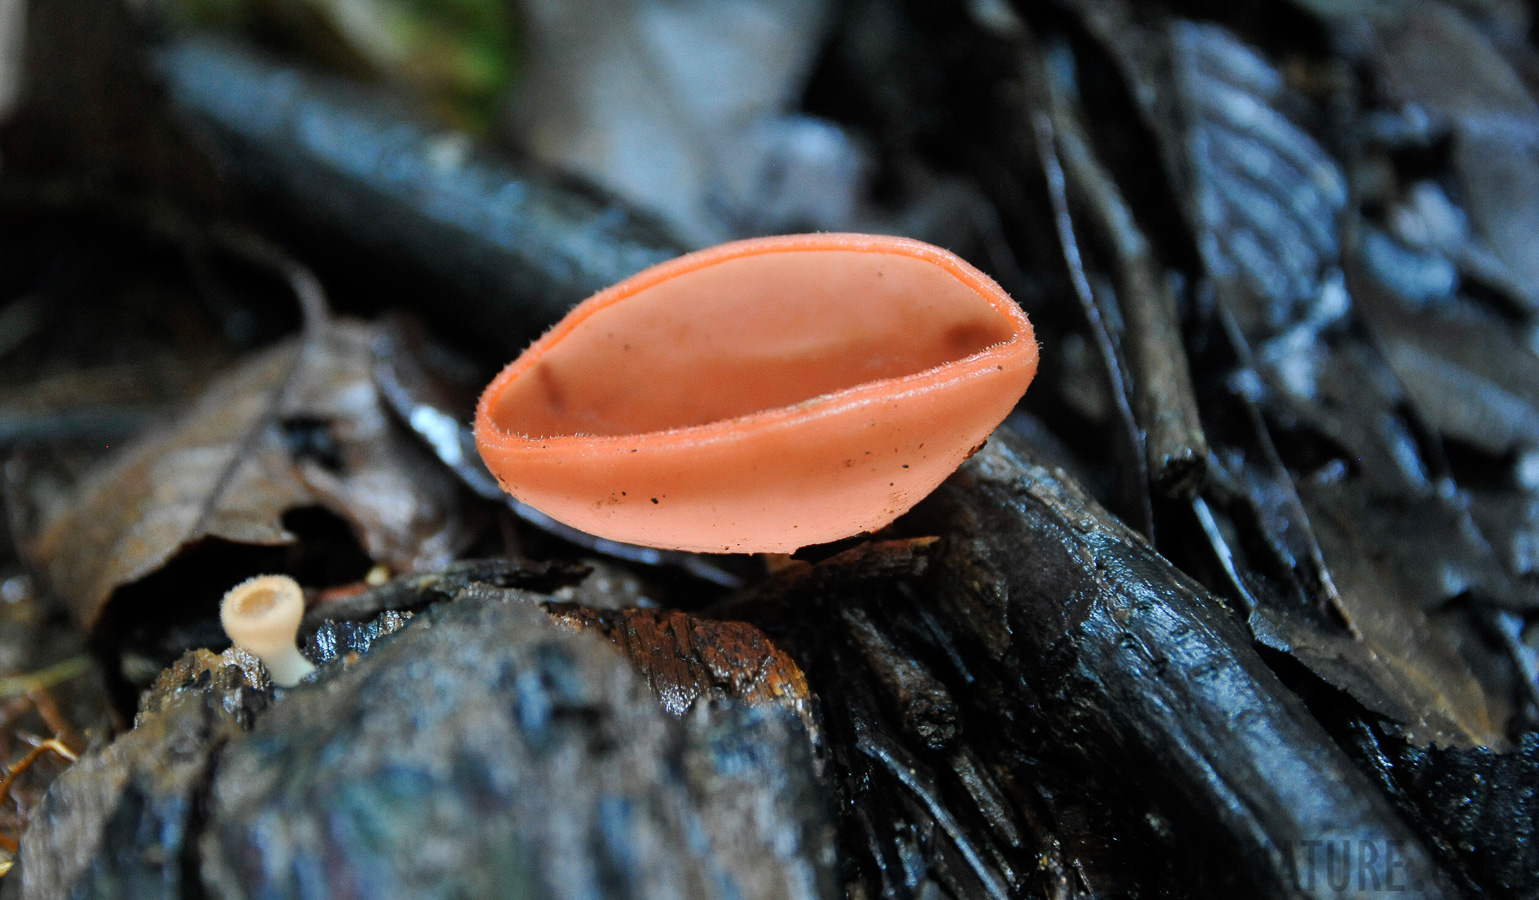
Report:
1354,283,1539,459
1193,326,1523,747
913,430,1463,896
1256,472,1513,749
1468,491,1539,581
1248,322,1534,612
1302,469,1534,615
1247,319,1525,605
1252,327,1433,496
35,320,473,631
1171,20,1347,338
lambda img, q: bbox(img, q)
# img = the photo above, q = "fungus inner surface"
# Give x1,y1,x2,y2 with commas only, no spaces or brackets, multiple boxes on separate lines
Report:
492,251,1016,439
234,586,278,618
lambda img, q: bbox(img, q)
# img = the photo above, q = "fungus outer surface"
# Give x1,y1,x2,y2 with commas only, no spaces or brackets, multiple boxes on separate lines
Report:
220,574,315,687
475,233,1037,553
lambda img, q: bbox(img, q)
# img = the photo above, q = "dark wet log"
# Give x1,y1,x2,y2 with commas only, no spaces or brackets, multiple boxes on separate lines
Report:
299,556,590,631
14,650,265,900
912,430,1463,898
16,575,837,900
710,537,938,622
154,36,684,353
1349,725,1539,899
202,586,836,900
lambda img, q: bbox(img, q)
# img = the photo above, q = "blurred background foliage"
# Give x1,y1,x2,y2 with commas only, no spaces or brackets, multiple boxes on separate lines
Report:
159,0,520,131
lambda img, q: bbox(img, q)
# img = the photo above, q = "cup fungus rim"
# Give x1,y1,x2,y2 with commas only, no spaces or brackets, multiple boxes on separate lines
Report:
474,232,1037,457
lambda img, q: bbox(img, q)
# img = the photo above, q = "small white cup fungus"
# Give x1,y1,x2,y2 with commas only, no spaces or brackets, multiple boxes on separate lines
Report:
220,574,316,687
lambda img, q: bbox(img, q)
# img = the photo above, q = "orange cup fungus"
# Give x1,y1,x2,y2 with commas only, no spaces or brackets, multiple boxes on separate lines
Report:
474,233,1037,553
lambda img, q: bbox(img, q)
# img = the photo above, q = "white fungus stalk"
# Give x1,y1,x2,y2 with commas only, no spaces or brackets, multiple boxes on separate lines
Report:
220,574,315,687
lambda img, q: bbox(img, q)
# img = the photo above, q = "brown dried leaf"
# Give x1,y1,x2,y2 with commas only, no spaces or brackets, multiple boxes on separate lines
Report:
544,603,814,728
1171,20,1348,338
34,320,472,629
1374,4,1539,129
1374,5,1539,311
1357,286,1539,458
1255,474,1513,749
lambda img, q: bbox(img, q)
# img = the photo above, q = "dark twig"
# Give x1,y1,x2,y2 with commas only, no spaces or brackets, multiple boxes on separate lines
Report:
1210,298,1347,619
1019,41,1155,538
1040,39,1210,499
0,736,78,856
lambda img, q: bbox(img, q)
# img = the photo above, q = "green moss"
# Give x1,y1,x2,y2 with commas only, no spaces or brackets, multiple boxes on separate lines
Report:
166,0,520,133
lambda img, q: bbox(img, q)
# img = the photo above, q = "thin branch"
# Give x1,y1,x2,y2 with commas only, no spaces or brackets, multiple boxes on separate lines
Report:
1023,73,1155,537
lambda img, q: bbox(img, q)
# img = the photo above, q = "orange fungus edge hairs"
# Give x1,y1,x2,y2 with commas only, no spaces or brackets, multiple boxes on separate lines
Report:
474,233,1037,553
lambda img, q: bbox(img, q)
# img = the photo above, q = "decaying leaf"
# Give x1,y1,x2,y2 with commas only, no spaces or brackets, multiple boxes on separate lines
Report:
1469,490,1539,581
1249,324,1536,610
1356,284,1539,458
544,603,815,728
1373,3,1539,312
1171,19,1348,339
1199,387,1516,749
1256,474,1513,749
33,320,472,630
1164,18,1523,746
